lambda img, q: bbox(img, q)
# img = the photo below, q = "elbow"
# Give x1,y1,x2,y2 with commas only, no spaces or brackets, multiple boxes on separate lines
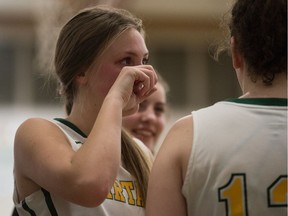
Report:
76,190,110,207
71,177,114,207
65,161,119,207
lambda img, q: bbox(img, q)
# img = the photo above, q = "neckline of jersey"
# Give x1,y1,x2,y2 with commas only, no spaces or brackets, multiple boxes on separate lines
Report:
224,98,287,106
54,118,87,138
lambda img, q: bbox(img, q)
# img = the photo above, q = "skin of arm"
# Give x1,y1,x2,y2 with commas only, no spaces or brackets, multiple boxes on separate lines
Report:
145,115,193,216
14,97,124,207
14,66,157,207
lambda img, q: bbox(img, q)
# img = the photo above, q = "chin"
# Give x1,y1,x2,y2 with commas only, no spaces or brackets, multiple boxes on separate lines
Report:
145,140,154,150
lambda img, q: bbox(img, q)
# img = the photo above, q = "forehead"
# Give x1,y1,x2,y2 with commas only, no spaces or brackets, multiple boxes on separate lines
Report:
105,28,148,56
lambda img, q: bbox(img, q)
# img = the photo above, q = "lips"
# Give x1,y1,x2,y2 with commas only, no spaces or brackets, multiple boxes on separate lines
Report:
132,128,155,138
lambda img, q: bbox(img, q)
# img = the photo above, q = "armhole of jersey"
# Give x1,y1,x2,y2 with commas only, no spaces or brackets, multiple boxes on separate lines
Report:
182,112,198,197
51,120,75,149
13,179,21,204
51,120,70,138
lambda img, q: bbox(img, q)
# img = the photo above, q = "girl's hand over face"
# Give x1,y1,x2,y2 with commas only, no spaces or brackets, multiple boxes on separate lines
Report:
107,65,158,116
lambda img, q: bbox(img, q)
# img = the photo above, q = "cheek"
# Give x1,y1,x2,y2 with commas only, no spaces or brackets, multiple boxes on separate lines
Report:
155,117,166,135
123,115,139,130
96,65,121,95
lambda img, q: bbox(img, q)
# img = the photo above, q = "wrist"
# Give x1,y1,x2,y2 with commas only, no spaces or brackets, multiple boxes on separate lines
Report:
103,93,125,109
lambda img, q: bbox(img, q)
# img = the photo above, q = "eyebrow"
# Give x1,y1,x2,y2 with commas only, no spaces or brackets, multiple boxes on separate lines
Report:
124,51,149,58
156,102,166,106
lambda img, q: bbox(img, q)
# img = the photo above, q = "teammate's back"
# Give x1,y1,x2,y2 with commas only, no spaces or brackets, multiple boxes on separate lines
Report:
146,0,287,215
183,99,287,215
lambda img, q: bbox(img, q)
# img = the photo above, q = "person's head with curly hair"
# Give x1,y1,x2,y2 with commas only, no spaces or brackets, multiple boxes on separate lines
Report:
218,0,287,86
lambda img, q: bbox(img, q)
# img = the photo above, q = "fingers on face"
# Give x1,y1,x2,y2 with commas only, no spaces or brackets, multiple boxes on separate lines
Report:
135,65,157,96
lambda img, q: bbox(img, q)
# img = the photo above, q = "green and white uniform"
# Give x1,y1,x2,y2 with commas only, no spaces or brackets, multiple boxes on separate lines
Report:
182,98,287,216
14,118,151,216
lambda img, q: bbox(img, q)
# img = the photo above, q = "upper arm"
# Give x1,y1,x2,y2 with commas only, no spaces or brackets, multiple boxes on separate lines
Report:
14,118,76,198
15,117,123,207
146,115,193,216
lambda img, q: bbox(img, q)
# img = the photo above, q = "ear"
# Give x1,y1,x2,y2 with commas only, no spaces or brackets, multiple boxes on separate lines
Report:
230,36,243,69
75,70,88,85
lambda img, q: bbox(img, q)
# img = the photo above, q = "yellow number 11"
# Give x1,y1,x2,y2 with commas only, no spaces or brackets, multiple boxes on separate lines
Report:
218,174,287,216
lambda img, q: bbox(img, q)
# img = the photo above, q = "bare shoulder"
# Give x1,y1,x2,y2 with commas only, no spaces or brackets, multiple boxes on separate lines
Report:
157,115,193,178
146,115,193,216
162,115,193,154
14,117,71,158
16,117,57,134
170,115,193,134
15,117,64,143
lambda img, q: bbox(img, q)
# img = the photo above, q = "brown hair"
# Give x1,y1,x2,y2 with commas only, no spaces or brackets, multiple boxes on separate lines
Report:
216,0,287,85
54,6,151,202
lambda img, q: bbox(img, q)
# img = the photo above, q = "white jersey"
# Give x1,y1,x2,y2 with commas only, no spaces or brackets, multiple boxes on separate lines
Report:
14,118,152,216
182,98,287,216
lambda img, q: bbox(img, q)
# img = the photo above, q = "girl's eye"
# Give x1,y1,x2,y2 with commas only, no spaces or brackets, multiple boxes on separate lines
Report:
121,57,133,66
121,57,149,66
142,57,149,65
138,101,147,112
154,105,165,116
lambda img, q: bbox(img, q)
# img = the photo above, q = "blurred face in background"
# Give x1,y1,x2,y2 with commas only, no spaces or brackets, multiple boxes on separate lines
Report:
123,82,167,151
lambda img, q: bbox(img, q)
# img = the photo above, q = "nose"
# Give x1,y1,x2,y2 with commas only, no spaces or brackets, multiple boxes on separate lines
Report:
140,106,157,122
